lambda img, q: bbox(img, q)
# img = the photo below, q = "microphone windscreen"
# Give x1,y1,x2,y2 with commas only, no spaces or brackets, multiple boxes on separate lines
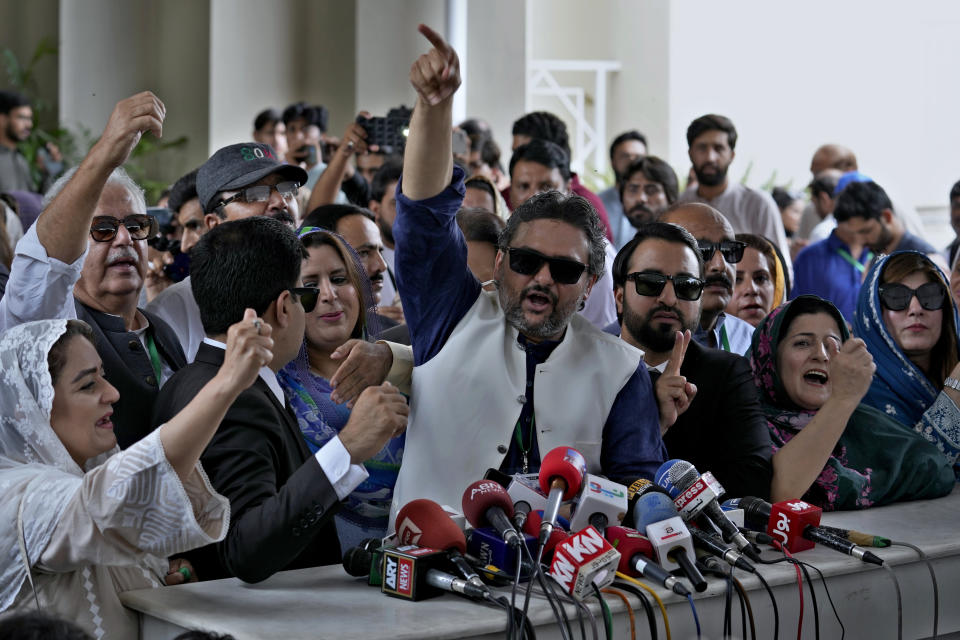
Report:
632,491,680,532
605,526,655,571
654,459,697,497
523,510,569,551
462,480,515,527
396,499,467,553
539,447,587,498
342,545,374,577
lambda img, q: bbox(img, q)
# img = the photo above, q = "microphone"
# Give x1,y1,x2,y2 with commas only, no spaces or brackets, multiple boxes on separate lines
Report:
381,545,490,601
395,499,489,589
462,480,521,547
342,538,387,586
656,459,758,560
537,447,587,548
632,492,707,592
549,525,621,600
484,468,548,530
569,474,628,535
466,527,536,580
623,477,668,524
606,526,690,596
689,527,756,573
522,510,569,560
814,524,891,549
739,497,883,565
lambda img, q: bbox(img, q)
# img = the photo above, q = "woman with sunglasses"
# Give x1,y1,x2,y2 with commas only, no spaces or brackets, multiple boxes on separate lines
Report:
854,251,960,468
750,296,953,508
277,227,404,550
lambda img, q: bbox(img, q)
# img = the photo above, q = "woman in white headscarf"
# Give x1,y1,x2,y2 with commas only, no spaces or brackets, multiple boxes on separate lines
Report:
0,312,270,639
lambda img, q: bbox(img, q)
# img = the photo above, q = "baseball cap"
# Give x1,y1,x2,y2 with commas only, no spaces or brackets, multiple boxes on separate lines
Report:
834,170,872,197
197,142,308,213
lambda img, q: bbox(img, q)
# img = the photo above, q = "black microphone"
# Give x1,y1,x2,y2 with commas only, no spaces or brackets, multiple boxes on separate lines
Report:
381,545,491,601
689,527,756,573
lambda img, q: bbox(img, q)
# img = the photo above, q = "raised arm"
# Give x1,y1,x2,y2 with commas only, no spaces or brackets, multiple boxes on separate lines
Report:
37,92,165,263
401,24,460,201
305,114,372,213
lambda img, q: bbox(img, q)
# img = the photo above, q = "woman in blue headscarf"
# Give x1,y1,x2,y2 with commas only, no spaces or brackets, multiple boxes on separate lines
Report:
854,251,960,468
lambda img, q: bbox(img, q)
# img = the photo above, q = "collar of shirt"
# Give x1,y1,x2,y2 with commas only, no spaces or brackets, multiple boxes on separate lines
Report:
646,359,668,374
202,337,284,404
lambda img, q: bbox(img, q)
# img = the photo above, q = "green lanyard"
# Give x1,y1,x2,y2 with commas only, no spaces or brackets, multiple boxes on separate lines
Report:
719,325,731,352
144,332,163,384
836,247,874,274
513,413,535,474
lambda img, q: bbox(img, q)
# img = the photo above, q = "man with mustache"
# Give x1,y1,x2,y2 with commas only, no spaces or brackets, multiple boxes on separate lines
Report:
661,203,756,354
615,155,679,248
612,221,772,499
146,142,308,361
388,25,664,526
0,92,187,449
676,114,792,278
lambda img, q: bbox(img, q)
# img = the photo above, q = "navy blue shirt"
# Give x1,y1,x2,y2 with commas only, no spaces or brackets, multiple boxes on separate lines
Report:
393,167,666,481
792,230,872,324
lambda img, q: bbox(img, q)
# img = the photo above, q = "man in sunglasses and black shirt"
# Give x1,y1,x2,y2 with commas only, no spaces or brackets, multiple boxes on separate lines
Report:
661,203,757,355
611,221,772,500
0,91,187,449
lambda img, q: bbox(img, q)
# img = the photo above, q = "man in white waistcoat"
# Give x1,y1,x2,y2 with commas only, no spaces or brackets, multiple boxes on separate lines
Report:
388,25,665,528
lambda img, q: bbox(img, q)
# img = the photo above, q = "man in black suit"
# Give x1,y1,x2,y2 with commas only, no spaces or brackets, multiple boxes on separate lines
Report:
612,221,772,500
152,216,408,582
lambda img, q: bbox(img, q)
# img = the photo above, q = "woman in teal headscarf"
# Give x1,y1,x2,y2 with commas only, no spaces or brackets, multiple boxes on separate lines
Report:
750,295,953,509
854,251,960,467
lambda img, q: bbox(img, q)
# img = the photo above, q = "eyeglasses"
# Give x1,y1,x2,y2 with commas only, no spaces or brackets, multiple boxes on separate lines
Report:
507,247,587,285
89,214,158,243
878,282,946,311
697,240,746,264
218,181,300,208
625,272,704,301
290,287,320,313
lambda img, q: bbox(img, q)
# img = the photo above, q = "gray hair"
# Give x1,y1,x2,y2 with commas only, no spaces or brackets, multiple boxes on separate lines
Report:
43,165,146,213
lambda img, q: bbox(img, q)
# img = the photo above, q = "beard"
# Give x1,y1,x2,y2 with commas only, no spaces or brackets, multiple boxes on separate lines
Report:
498,279,583,340
625,203,658,228
623,303,697,353
693,162,728,187
869,223,894,252
269,208,296,226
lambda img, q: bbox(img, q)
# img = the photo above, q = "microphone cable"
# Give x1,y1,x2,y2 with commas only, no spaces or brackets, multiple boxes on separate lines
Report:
490,593,538,640
591,583,613,640
601,587,637,640
524,542,574,640
686,593,701,639
613,580,658,640
889,540,938,639
794,561,844,640
881,563,903,640
729,571,756,640
771,543,805,640
615,571,672,640
509,549,523,640
753,569,779,640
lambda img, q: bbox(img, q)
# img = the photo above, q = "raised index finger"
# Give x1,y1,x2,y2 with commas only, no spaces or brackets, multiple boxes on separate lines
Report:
664,331,686,376
418,23,451,56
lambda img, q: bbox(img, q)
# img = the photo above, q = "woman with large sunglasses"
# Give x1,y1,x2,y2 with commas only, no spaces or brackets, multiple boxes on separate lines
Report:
277,227,404,550
854,251,960,469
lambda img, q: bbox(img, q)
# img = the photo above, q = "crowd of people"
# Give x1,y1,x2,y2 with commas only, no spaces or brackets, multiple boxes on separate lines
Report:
0,23,958,639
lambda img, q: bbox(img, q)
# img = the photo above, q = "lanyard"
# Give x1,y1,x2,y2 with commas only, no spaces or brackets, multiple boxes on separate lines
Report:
513,413,536,474
719,325,731,352
836,247,873,274
144,331,163,384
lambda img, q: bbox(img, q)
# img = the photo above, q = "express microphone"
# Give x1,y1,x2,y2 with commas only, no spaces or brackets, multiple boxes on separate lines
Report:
381,545,490,601
688,527,756,573
462,480,521,547
656,459,759,561
632,492,707,592
537,447,587,548
569,474,628,535
395,499,488,589
549,525,621,600
739,497,883,565
606,526,690,596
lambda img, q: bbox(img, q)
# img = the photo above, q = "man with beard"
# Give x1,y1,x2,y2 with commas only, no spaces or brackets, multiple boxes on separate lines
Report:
388,25,663,527
613,221,772,499
0,90,63,194
368,159,404,320
0,92,187,448
146,141,307,361
677,114,791,277
600,131,648,247
613,156,678,249
661,203,756,354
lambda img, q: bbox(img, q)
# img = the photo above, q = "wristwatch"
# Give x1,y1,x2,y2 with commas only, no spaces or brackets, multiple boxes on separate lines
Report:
945,377,960,392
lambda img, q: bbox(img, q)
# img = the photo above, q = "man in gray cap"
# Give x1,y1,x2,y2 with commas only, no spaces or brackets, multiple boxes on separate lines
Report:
147,141,307,360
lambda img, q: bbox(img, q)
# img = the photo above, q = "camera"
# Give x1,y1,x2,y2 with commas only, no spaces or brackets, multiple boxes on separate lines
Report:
356,106,412,155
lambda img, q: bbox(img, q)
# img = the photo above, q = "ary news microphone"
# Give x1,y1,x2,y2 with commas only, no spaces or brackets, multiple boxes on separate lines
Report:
656,459,759,561
537,447,587,548
462,480,522,547
605,526,690,596
381,545,490,601
549,525,621,600
739,497,883,565
395,499,488,589
633,492,707,592
689,527,756,573
484,468,548,530
569,474,628,535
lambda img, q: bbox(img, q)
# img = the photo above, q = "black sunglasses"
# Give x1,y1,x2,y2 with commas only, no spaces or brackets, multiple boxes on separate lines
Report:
697,240,746,264
626,272,704,301
219,181,300,208
89,214,158,243
290,287,320,313
878,282,946,311
507,247,587,285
